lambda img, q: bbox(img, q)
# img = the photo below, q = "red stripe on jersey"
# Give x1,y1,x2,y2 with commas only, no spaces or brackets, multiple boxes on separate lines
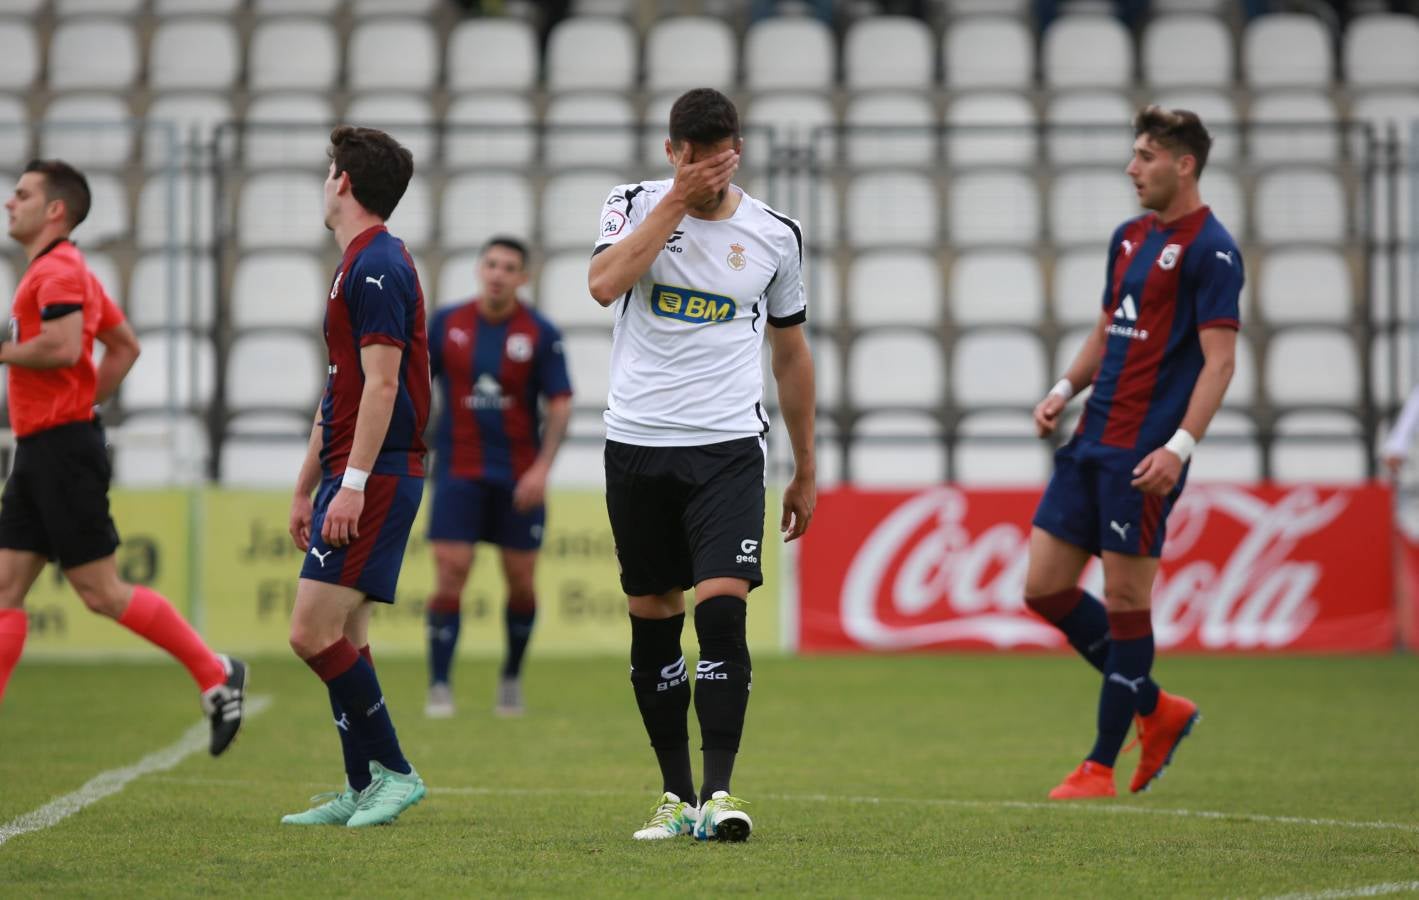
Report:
501,308,541,480
339,473,399,590
1101,213,1208,449
442,304,484,477
1138,492,1164,555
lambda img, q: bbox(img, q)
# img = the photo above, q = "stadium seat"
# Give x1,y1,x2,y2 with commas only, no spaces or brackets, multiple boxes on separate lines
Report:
1141,14,1233,88
218,437,311,488
847,250,941,328
447,18,538,92
1248,90,1339,164
845,172,939,248
1265,327,1361,406
803,253,840,329
744,91,837,162
430,250,477,307
81,251,122,306
136,171,215,249
153,0,240,11
811,336,842,410
0,257,13,305
1342,13,1419,87
0,93,30,164
945,92,1036,168
551,415,606,489
143,93,234,168
944,16,1033,89
243,93,335,168
345,92,435,169
950,250,1043,325
382,173,433,249
251,0,339,15
1254,168,1345,243
848,330,944,408
0,19,38,89
1046,91,1133,165
1270,411,1368,482
149,18,239,91
237,172,325,250
55,0,142,10
1199,167,1246,238
441,172,534,250
849,412,947,486
48,17,138,89
352,0,438,13
1152,90,1240,164
128,251,216,331
544,93,637,168
444,93,535,168
953,411,1051,486
1050,168,1137,245
1370,331,1415,409
646,17,736,92
561,332,612,413
122,331,216,410
845,93,937,168
348,18,438,92
640,91,680,162
69,173,127,247
745,16,834,91
1242,13,1331,88
1350,90,1419,145
248,18,339,92
112,414,208,487
952,329,1046,407
536,252,610,329
948,170,1039,247
40,93,133,168
1042,15,1132,88
844,16,934,90
226,333,323,413
1223,332,1257,410
542,172,624,250
231,252,326,330
544,17,636,93
1051,245,1107,326
1257,249,1352,325
1187,409,1262,482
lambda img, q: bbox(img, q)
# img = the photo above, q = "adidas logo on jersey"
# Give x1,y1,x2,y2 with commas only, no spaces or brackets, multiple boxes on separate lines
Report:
650,283,736,325
1114,294,1138,321
462,373,513,411
1108,294,1150,341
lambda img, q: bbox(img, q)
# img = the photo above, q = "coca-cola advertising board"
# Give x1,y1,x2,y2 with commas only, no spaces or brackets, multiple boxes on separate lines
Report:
797,484,1395,653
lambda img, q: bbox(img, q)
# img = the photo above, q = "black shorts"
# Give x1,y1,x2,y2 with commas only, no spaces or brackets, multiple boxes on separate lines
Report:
605,437,766,596
0,420,120,569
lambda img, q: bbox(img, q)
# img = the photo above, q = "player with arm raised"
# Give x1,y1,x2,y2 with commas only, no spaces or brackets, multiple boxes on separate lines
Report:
1026,107,1241,799
588,88,816,843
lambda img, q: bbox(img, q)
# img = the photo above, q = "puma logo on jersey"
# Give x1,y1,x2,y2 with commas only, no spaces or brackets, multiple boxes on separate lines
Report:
650,283,736,325
309,547,332,567
1110,520,1131,542
1215,250,1234,266
448,327,470,348
365,274,386,290
329,271,344,300
1121,239,1135,256
1114,295,1138,321
1108,673,1147,694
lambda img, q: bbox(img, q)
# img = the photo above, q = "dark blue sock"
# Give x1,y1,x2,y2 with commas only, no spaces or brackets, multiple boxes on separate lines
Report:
327,689,371,791
426,594,461,687
307,639,411,776
1028,588,1160,715
1087,611,1155,768
502,603,536,678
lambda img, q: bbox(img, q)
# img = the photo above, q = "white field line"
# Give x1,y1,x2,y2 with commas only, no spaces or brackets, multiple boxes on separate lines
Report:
0,695,273,849
144,775,1419,836
1264,882,1419,900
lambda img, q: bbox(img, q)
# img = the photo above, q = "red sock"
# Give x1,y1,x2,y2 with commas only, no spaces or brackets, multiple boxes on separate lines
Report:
118,586,226,692
0,609,27,705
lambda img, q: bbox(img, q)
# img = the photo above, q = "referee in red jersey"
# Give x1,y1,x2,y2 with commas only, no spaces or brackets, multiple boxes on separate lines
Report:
0,160,246,754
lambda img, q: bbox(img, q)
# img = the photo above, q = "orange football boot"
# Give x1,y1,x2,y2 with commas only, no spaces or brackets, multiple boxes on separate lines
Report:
1128,691,1201,793
1048,761,1116,800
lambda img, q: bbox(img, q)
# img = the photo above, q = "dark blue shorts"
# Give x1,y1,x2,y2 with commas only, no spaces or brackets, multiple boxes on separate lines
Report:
299,472,424,603
1031,437,1189,559
427,475,545,550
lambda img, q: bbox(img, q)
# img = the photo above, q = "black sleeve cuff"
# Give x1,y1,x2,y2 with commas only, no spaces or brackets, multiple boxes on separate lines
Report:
768,309,807,328
592,243,612,257
41,303,83,321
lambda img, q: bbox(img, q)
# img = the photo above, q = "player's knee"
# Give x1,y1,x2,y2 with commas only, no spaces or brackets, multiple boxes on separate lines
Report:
1102,586,1150,612
75,582,127,618
288,624,329,659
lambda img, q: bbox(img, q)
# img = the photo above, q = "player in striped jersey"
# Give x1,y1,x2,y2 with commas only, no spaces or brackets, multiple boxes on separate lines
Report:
1026,107,1242,799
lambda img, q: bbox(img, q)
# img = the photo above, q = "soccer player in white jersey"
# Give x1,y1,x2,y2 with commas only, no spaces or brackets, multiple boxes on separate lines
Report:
587,88,817,843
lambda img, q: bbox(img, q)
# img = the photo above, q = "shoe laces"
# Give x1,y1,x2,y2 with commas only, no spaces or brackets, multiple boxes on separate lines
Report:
1124,716,1148,754
644,797,687,828
307,790,349,807
706,794,749,813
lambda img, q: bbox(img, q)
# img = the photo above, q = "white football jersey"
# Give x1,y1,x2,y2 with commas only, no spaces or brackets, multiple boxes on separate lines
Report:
594,179,807,447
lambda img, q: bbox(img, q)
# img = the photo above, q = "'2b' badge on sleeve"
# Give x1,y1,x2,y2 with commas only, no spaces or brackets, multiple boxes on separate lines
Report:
600,209,627,238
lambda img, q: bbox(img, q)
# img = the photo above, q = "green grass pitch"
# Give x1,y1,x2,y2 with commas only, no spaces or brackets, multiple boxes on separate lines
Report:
2,653,1417,897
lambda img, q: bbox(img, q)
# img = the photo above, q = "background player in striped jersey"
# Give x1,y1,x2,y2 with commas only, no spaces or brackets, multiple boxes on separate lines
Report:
1026,107,1242,800
423,236,572,719
588,88,816,842
0,160,247,751
281,126,430,828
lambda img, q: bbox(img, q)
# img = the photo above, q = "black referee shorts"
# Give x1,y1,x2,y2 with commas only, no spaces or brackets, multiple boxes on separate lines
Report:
604,436,766,597
0,420,120,569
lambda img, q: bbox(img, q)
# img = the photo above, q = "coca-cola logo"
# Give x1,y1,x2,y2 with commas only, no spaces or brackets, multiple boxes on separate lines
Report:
839,485,1351,651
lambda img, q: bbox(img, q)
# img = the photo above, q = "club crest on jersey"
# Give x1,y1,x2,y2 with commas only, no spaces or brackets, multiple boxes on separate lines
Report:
329,270,344,300
1158,243,1182,271
727,243,747,271
506,333,533,363
650,283,736,325
600,209,627,238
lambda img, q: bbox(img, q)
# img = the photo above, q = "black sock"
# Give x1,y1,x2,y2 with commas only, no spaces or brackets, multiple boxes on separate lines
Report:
502,601,536,679
693,595,751,800
629,613,695,805
1027,587,1160,715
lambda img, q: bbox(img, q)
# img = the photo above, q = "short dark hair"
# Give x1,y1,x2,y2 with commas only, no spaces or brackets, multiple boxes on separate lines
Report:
481,236,528,269
327,125,414,220
668,88,740,148
23,159,90,229
1134,105,1212,178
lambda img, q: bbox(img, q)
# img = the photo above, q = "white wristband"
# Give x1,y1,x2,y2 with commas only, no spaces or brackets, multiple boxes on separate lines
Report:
341,466,370,492
1049,378,1074,401
1163,429,1197,464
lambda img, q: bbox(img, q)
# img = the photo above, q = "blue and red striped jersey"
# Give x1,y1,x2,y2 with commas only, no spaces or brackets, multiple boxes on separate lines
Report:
428,298,572,485
1079,205,1243,453
319,225,431,478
